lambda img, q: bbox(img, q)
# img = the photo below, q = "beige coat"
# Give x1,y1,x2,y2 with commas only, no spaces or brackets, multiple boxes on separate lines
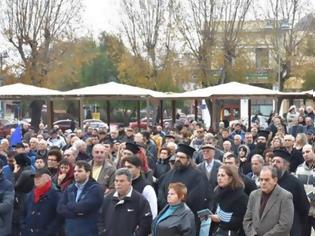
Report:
243,185,294,236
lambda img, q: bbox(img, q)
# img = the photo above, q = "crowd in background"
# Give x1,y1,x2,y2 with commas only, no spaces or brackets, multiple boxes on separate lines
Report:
0,104,315,235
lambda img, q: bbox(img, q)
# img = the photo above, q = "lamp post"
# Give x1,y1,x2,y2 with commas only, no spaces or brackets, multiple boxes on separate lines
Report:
0,51,8,118
275,19,290,91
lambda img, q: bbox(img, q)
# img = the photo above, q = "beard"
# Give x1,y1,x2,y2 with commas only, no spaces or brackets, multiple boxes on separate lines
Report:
174,160,188,170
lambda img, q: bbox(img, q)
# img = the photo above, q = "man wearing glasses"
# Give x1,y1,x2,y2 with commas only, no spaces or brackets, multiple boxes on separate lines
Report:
47,149,63,177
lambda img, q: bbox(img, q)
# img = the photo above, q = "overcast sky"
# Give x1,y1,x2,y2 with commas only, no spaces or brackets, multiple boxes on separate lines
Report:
82,0,121,37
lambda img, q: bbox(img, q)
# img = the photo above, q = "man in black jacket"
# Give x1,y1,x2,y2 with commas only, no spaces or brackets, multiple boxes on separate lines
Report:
98,168,152,236
272,149,310,236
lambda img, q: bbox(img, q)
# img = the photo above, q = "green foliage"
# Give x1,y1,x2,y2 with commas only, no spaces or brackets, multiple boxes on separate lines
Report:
302,69,315,90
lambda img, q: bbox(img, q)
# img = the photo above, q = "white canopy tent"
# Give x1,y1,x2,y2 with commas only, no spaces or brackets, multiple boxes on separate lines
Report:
155,82,278,99
0,83,63,98
64,81,165,99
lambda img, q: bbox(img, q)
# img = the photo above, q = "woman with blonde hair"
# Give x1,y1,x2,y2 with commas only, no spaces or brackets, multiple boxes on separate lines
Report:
294,133,308,151
271,136,284,150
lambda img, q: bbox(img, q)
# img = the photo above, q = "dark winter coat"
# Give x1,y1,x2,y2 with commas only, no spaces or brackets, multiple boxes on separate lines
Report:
278,171,310,236
21,185,61,236
152,202,195,236
0,173,14,236
13,165,34,227
157,165,209,215
57,178,103,236
212,186,248,235
98,189,152,236
154,159,171,179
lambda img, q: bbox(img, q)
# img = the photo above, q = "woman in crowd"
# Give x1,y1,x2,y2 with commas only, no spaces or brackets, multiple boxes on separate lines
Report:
238,145,251,175
53,159,74,192
154,147,171,180
263,149,274,166
210,165,248,236
270,136,284,150
294,133,308,151
152,182,195,236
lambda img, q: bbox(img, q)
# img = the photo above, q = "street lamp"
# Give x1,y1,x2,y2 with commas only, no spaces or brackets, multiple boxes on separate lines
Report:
0,51,8,118
275,20,290,91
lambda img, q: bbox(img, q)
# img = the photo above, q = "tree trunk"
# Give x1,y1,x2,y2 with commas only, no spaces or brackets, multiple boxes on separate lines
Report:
30,100,44,132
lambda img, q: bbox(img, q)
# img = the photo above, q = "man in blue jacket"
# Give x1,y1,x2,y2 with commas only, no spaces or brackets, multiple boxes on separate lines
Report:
57,161,103,236
0,159,14,236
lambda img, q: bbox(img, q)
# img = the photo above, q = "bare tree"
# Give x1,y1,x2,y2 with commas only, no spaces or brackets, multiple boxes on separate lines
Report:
1,0,82,129
121,0,167,87
218,0,253,84
1,0,83,85
259,0,313,91
172,0,221,87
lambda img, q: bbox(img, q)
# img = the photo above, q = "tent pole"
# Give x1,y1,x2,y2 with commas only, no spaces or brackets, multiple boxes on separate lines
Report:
106,101,111,130
172,100,176,128
137,100,141,131
248,99,252,131
160,100,164,128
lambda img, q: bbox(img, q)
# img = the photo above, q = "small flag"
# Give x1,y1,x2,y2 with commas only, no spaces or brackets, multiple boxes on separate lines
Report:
10,125,22,147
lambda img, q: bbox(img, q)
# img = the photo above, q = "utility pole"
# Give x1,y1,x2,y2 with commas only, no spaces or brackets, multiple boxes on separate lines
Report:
0,51,9,118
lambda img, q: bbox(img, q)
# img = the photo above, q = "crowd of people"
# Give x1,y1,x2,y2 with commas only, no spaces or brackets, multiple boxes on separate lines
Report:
0,104,315,236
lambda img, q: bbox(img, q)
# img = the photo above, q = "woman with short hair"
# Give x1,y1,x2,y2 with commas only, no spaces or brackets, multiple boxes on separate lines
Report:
152,182,195,236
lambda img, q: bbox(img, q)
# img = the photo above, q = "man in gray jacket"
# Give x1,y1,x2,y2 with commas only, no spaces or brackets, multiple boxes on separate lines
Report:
243,166,294,236
0,160,15,236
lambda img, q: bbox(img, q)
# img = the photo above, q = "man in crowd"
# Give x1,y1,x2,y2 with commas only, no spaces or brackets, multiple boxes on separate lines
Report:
21,168,60,235
193,133,223,163
98,168,152,236
190,126,205,151
244,132,256,152
47,129,66,150
36,139,48,160
197,144,221,210
47,149,63,177
123,155,158,218
272,149,310,236
57,161,103,236
243,166,294,235
158,144,208,229
295,144,315,235
223,152,257,196
0,160,14,236
246,154,265,187
283,134,304,172
89,144,116,194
